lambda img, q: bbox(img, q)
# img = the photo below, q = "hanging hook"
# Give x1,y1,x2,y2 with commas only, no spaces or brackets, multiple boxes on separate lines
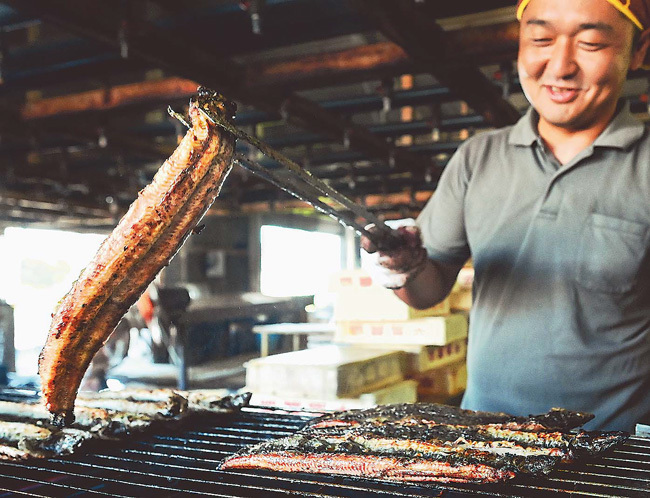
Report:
0,28,6,85
118,0,130,59
500,61,513,99
240,0,265,35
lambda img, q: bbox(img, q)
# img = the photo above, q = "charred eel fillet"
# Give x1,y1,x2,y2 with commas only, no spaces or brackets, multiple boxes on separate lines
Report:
0,421,92,458
319,434,558,475
221,452,514,483
0,444,31,460
306,423,627,463
239,433,558,476
76,389,251,413
39,87,236,426
221,404,627,483
220,436,516,483
76,388,187,403
307,404,595,432
75,392,188,418
185,391,252,413
306,425,564,470
0,400,156,438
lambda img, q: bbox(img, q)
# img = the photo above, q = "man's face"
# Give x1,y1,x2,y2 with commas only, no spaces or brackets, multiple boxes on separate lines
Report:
518,0,638,131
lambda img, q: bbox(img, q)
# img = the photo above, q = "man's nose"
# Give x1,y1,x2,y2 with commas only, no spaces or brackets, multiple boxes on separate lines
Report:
547,38,578,79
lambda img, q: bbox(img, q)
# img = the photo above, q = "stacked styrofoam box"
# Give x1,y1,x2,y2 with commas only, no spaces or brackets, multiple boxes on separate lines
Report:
245,344,416,411
449,265,474,312
250,379,419,412
329,269,470,403
330,269,468,345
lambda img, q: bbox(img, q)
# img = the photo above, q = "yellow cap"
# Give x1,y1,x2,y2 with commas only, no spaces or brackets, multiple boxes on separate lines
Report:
516,0,644,30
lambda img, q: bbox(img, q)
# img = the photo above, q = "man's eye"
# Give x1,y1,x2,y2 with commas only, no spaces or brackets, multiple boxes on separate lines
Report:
579,42,605,51
532,38,552,44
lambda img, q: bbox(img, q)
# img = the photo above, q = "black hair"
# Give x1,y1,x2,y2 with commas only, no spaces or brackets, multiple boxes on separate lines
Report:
632,27,642,49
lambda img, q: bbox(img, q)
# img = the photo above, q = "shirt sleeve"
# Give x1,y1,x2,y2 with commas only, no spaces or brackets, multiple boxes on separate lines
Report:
416,142,471,265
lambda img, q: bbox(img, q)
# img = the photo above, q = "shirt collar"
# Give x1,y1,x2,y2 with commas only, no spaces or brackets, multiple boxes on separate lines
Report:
507,101,646,149
508,106,538,146
593,102,646,149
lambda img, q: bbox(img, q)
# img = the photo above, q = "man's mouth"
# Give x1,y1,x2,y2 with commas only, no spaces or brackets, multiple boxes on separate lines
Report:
544,85,579,103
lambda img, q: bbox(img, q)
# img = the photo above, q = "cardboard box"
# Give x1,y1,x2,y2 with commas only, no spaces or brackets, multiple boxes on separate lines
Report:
244,345,404,400
336,314,468,346
361,339,467,375
330,270,450,321
250,379,418,412
449,287,472,311
384,339,468,376
415,360,467,401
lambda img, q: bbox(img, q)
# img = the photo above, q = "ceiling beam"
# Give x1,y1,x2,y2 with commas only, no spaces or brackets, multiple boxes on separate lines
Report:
246,22,519,92
1,23,519,97
5,0,439,182
21,77,198,119
0,191,111,217
352,0,520,128
245,41,416,93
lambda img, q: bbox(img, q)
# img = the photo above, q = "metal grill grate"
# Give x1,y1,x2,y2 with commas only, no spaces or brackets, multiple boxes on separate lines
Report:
0,407,648,497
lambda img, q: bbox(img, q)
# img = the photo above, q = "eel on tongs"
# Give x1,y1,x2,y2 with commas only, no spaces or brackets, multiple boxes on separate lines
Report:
39,87,237,426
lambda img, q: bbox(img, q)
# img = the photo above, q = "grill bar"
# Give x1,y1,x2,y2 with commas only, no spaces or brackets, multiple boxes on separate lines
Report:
0,489,44,497
0,408,647,497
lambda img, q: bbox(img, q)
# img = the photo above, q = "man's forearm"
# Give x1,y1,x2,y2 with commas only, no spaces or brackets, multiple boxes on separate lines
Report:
393,258,462,310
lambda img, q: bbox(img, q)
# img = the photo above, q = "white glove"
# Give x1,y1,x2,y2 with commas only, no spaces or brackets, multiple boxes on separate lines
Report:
361,219,428,290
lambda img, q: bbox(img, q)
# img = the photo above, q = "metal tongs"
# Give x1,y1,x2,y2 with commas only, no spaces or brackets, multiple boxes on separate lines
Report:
169,106,403,251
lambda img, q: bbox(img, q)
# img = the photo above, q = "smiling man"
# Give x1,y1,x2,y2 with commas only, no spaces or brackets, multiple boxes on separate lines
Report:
517,0,648,162
362,0,650,432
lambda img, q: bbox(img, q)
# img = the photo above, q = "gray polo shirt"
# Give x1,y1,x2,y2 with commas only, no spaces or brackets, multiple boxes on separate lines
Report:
417,103,650,431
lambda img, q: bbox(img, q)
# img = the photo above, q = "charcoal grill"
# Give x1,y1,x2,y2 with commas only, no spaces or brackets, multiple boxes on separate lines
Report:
0,406,648,497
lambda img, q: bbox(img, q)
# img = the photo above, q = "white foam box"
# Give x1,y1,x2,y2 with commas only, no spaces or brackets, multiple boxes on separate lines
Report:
367,339,467,376
244,345,404,400
635,423,650,438
415,360,467,402
449,265,473,311
330,269,450,321
336,314,468,346
456,265,474,289
250,379,418,412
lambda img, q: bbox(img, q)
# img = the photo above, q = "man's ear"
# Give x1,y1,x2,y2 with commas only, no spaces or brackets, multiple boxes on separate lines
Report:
630,28,650,70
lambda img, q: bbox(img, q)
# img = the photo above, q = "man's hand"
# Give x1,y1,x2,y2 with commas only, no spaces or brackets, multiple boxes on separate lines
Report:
361,221,428,290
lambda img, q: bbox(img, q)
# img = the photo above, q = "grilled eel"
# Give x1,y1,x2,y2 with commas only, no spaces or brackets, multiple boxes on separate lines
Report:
220,435,517,483
222,452,514,483
220,428,625,483
39,87,236,426
0,444,31,461
0,421,92,458
76,388,251,413
0,400,156,438
184,390,252,413
75,391,188,418
220,405,627,483
305,423,627,463
307,404,595,431
227,432,558,476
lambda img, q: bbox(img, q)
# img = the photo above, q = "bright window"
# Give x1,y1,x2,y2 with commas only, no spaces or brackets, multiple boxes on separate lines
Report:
0,227,105,375
260,225,342,297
